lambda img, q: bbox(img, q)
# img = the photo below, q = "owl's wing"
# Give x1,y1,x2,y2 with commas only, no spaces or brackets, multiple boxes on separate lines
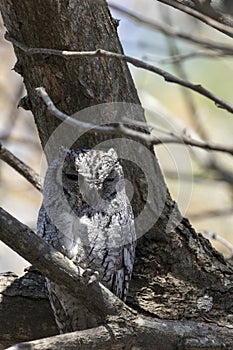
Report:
111,216,136,301
37,204,79,259
46,279,74,333
96,205,136,301
37,205,90,332
37,204,62,250
36,204,46,239
37,206,71,333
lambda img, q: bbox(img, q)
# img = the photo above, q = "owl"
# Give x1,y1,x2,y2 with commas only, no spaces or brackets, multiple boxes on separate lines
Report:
37,147,136,333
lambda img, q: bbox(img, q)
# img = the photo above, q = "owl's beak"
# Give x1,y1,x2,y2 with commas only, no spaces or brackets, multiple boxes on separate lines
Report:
80,185,104,210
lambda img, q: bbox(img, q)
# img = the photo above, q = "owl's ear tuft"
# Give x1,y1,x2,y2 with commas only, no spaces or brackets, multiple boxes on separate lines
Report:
107,148,118,161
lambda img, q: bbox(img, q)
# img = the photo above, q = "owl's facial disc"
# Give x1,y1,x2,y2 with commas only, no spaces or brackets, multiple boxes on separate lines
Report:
79,169,120,209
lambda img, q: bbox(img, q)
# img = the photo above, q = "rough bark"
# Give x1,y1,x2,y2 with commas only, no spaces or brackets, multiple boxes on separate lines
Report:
0,208,132,320
0,0,233,349
0,269,57,350
6,317,233,350
1,208,233,350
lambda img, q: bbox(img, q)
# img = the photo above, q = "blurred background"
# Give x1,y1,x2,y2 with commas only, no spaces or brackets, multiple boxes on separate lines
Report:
0,0,233,275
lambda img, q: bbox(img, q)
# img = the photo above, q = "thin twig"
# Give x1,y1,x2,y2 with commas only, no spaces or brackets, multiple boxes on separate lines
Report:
35,87,118,134
203,231,233,256
160,4,224,191
7,35,233,115
0,142,42,192
153,135,233,154
36,87,233,156
110,3,233,52
148,6,233,198
144,50,230,64
159,5,209,141
156,0,233,37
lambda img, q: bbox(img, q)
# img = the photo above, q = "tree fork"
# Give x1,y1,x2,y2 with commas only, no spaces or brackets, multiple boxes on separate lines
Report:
0,0,233,348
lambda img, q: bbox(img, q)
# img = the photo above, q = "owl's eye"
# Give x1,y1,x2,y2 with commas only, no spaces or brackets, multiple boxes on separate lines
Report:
66,173,79,181
105,176,115,183
104,170,116,184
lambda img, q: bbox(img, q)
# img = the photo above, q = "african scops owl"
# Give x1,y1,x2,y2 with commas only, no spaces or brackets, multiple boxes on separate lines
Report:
37,148,136,333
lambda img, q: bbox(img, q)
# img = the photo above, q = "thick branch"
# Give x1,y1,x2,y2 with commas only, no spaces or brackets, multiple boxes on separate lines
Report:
6,323,133,350
6,315,233,350
1,2,233,348
0,207,232,350
0,207,132,321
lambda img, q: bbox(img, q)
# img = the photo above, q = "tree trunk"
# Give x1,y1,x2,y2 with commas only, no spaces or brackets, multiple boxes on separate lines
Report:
0,0,233,348
0,269,57,349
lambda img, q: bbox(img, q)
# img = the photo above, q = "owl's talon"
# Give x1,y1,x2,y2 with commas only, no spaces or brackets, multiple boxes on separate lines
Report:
83,269,99,285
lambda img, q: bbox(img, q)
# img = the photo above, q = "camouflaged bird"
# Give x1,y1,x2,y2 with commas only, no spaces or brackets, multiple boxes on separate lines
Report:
37,147,136,332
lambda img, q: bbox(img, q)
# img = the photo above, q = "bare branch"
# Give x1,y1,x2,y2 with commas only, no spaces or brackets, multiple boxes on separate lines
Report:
1,207,233,349
0,142,42,192
7,34,233,115
110,3,233,53
0,207,132,321
156,135,233,154
35,88,116,134
6,323,133,350
144,50,232,64
157,5,233,195
36,87,233,156
156,0,233,37
6,311,233,350
159,5,209,142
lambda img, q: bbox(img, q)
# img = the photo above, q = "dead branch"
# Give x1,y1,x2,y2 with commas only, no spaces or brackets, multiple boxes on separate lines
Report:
5,310,233,350
0,207,133,321
1,202,233,349
144,50,232,64
36,87,233,156
6,34,233,115
1,206,233,349
0,141,42,191
110,3,233,53
156,0,233,37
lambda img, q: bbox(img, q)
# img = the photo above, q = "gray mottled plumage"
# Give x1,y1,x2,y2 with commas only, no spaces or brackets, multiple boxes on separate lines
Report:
37,148,136,333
